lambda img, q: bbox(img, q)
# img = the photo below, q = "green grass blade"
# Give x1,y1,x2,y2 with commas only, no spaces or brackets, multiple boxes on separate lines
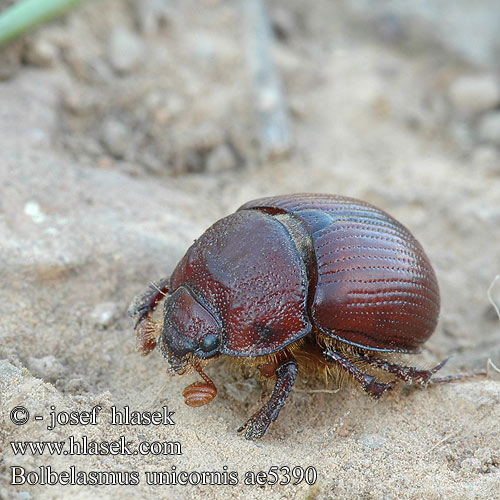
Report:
0,0,90,47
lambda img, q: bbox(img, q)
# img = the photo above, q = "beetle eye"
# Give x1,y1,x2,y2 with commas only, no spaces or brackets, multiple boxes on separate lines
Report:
200,334,219,353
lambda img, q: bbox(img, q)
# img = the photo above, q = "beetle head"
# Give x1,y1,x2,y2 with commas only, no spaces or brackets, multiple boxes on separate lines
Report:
158,285,221,374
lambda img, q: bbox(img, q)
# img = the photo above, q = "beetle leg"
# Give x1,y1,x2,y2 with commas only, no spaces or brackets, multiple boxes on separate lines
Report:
127,277,170,328
428,370,488,385
358,354,448,385
238,358,298,440
323,349,395,399
135,318,162,356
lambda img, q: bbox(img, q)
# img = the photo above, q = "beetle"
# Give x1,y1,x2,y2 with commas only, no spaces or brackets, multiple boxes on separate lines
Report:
128,193,445,440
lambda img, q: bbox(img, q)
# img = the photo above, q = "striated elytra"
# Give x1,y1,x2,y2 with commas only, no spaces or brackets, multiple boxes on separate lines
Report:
128,193,444,440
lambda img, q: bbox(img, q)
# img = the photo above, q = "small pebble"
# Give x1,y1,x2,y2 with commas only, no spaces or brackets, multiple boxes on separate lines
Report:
0,40,23,80
359,433,387,450
478,111,500,146
337,427,350,438
188,123,224,152
274,44,302,73
63,88,99,117
24,201,46,224
472,145,500,176
108,27,145,74
24,38,58,68
134,0,174,34
0,361,22,387
35,260,76,282
271,6,297,40
206,144,237,173
145,91,185,124
448,120,474,151
61,378,90,395
448,74,500,116
374,13,406,44
26,355,65,382
474,447,499,472
101,119,129,159
90,302,121,328
178,150,203,173
460,457,483,473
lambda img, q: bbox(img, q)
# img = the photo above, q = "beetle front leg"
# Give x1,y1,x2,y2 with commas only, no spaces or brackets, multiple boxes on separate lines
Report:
128,277,170,355
127,277,170,328
238,358,298,440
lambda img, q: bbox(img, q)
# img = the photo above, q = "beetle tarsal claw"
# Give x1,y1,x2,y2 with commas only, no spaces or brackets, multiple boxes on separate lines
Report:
237,412,271,441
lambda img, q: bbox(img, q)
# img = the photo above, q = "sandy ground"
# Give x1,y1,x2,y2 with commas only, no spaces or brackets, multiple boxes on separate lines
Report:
1,1,500,499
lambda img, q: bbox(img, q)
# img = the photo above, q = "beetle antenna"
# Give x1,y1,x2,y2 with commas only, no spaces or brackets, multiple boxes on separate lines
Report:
193,359,215,387
150,281,168,297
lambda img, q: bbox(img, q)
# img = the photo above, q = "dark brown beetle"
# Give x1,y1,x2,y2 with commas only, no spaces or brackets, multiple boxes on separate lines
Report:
128,193,444,440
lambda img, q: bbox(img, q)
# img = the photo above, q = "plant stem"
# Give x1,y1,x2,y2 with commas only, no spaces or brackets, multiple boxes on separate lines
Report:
0,0,90,47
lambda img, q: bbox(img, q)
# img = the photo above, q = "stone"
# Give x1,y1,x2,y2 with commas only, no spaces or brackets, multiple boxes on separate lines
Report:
0,360,22,388
134,0,175,34
206,143,237,172
90,302,121,328
449,120,474,151
60,377,90,394
472,146,500,167
63,88,99,117
478,111,500,146
460,457,482,473
24,38,58,68
100,119,129,158
346,1,500,68
24,201,47,224
448,75,500,116
472,145,500,177
26,356,66,382
0,39,23,80
359,433,387,450
108,27,145,74
474,447,499,473
271,6,297,40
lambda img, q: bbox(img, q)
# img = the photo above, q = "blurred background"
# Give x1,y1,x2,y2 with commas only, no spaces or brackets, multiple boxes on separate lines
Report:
1,1,499,499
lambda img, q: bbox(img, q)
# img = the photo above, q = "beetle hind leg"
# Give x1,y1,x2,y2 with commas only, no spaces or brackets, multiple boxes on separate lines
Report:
358,354,448,386
323,348,396,399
